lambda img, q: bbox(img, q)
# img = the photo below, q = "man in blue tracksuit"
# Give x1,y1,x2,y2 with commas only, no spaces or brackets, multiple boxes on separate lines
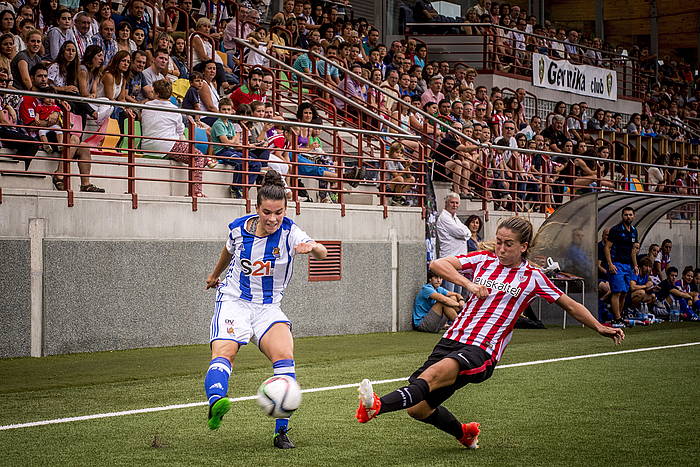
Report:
604,206,639,327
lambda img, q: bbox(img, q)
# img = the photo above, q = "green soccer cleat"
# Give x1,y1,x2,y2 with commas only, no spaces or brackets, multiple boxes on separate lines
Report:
207,397,231,430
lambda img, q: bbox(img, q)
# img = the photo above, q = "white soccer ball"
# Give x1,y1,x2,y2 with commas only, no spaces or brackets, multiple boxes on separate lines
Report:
256,375,302,418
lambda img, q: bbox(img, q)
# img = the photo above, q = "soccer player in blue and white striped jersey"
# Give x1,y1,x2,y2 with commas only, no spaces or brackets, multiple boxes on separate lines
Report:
203,170,327,449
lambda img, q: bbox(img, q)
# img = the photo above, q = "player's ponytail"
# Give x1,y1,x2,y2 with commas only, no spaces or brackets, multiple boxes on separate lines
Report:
257,170,287,205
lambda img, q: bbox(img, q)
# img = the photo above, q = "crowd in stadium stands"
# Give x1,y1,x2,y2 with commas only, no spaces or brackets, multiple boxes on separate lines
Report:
597,232,700,327
0,0,697,204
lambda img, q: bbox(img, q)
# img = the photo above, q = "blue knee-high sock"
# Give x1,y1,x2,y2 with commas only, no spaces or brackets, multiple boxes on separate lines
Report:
204,357,232,406
272,359,296,433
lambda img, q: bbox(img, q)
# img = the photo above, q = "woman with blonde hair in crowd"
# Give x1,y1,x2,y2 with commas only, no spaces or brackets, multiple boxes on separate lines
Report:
10,27,42,90
191,16,233,91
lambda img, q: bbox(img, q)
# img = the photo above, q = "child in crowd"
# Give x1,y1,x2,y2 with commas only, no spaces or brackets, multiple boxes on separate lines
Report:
308,117,335,203
283,121,336,203
209,98,244,198
181,72,208,129
385,142,415,206
262,106,291,200
246,27,273,67
36,96,63,153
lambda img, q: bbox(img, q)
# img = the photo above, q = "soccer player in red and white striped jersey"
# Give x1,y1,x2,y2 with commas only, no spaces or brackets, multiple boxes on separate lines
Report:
356,217,624,449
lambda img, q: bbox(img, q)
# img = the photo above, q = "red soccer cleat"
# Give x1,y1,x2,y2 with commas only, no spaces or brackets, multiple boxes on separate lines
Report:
458,422,481,449
355,379,381,423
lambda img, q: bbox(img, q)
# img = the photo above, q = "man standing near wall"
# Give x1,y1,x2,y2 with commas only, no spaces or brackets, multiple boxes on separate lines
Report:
605,206,639,327
436,193,470,296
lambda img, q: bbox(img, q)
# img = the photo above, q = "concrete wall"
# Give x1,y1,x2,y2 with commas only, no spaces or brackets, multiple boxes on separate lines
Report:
0,240,31,357
0,190,426,357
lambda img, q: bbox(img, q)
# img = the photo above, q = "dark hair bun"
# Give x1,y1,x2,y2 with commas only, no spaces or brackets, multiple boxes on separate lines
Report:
262,170,285,188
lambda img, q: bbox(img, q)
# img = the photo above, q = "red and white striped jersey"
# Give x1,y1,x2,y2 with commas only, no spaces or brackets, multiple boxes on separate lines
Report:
444,251,563,361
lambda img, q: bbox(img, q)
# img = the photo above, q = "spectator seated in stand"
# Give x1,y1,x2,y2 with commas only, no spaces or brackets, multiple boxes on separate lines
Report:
656,266,699,320
626,257,657,317
412,270,464,333
385,141,416,206
140,79,208,197
19,63,104,192
0,68,39,170
673,266,700,319
209,97,246,199
229,67,264,111
292,102,336,203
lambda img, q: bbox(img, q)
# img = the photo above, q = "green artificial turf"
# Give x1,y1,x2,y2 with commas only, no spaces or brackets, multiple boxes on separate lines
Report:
0,324,698,466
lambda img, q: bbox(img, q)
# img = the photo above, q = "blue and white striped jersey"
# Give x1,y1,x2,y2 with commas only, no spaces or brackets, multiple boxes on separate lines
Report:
216,215,313,304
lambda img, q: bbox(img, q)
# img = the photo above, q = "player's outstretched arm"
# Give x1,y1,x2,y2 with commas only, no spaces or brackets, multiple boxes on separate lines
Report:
556,294,625,345
430,257,488,299
206,246,233,289
294,241,327,259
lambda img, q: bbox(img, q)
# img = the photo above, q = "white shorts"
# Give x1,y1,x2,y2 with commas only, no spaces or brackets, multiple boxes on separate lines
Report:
210,299,290,346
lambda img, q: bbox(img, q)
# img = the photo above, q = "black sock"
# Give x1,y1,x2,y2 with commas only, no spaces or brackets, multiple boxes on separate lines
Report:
418,405,463,438
378,378,429,415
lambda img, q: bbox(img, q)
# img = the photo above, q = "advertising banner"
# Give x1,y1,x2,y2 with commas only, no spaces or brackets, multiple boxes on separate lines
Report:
532,53,617,101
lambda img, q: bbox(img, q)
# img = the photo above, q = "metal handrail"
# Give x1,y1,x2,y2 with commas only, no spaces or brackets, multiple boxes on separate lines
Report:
232,46,695,173
0,88,416,140
230,37,415,138
1,94,693,175
268,42,488,148
655,114,700,139
404,22,639,64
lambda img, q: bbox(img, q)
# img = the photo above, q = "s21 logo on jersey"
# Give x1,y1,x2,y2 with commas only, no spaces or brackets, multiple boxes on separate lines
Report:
240,258,273,276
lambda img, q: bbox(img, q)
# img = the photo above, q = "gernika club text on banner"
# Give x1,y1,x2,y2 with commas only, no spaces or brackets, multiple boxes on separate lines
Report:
532,53,618,101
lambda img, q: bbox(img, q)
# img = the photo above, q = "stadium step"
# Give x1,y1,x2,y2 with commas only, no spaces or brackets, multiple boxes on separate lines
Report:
0,152,53,190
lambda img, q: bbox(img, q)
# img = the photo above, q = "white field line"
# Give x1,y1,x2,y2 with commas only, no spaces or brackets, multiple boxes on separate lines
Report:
1,341,698,431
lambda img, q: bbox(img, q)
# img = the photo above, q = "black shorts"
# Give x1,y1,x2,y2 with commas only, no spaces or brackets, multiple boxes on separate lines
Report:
409,338,496,408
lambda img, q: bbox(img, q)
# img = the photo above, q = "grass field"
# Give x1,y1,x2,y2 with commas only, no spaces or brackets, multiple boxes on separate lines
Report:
1,324,699,466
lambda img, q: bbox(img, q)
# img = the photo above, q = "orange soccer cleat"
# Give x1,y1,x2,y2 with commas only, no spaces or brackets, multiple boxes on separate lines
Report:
355,379,381,423
458,422,481,449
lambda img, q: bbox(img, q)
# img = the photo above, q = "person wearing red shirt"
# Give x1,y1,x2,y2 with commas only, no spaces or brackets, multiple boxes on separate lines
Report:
229,68,263,111
355,216,624,448
18,63,104,192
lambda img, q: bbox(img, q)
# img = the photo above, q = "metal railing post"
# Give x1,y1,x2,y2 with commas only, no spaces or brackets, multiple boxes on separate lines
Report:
127,115,137,209
61,107,73,205
241,124,251,212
